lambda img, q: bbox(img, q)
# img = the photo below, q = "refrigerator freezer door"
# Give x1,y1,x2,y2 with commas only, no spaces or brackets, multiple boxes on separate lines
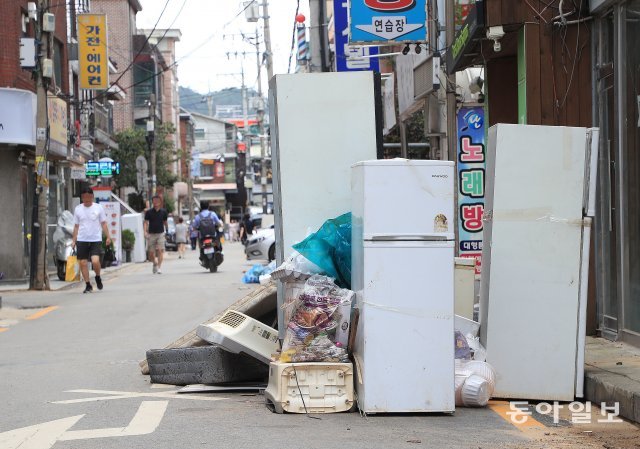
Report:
480,124,588,401
352,160,455,242
353,240,454,413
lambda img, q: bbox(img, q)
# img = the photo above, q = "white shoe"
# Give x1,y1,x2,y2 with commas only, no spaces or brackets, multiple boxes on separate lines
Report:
157,268,162,274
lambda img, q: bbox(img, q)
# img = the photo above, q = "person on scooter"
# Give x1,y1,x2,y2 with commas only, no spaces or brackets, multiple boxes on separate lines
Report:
192,202,222,249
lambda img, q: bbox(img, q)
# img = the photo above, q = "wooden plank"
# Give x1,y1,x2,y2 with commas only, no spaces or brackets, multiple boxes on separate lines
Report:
552,25,568,125
486,0,502,27
565,24,582,127
501,0,522,25
578,21,593,128
539,20,556,124
139,282,277,375
526,24,542,124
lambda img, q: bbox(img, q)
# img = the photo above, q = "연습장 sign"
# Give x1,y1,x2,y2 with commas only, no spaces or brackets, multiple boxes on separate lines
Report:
349,0,427,45
78,14,108,89
457,106,485,275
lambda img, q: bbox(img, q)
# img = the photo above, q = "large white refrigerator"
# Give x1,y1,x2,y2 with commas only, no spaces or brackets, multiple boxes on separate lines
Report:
352,159,455,413
480,124,598,401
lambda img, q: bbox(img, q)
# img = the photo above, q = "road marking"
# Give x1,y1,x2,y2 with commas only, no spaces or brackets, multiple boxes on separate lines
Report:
25,306,59,321
52,388,226,404
489,401,545,430
59,401,168,441
0,328,8,333
0,415,84,449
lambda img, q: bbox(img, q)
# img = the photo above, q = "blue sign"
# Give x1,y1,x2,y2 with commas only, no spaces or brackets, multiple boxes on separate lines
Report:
334,0,379,72
349,0,427,44
457,106,485,275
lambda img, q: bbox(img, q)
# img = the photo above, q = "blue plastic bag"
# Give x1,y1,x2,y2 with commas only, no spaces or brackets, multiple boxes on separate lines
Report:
292,213,352,288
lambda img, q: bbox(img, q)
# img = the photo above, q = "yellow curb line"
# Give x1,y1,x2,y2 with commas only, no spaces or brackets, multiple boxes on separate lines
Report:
489,400,546,431
25,305,60,321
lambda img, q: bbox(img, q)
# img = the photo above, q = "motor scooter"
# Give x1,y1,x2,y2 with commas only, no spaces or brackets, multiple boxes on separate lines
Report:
199,227,224,273
52,210,74,280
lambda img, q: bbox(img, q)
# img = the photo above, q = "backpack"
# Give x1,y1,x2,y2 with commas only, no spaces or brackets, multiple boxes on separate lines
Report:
199,213,217,237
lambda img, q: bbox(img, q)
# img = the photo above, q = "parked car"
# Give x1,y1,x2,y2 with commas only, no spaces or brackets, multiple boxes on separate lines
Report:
165,216,177,251
244,225,275,261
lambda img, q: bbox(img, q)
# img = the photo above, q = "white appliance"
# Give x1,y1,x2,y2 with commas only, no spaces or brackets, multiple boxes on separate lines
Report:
121,213,145,263
269,72,379,336
196,311,278,365
480,124,599,401
351,159,455,413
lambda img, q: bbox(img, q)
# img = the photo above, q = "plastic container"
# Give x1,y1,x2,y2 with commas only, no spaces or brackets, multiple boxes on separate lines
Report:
264,361,355,414
458,360,496,390
461,375,492,407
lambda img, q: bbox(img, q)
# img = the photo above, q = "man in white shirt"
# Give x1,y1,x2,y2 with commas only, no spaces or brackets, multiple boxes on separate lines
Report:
72,186,111,293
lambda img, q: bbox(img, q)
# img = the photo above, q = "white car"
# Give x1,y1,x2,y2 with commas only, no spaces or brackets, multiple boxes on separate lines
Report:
244,226,275,261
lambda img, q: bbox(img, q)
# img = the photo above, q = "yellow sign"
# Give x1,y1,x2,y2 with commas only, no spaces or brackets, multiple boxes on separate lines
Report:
47,96,68,148
78,14,108,89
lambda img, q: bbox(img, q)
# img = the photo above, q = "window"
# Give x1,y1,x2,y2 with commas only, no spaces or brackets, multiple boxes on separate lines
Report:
194,128,205,139
53,39,63,91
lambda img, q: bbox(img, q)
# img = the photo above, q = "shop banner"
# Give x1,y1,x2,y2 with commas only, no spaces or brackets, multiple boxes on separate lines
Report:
457,106,485,275
101,202,122,265
349,0,427,45
78,14,108,89
47,95,68,156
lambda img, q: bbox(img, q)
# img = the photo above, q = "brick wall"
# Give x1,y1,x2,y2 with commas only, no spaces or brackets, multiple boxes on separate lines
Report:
0,0,68,93
91,0,139,132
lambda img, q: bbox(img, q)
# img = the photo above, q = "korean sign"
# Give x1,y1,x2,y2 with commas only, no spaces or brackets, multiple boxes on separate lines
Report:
85,160,120,177
47,95,68,157
349,0,427,45
457,106,485,275
334,0,379,72
78,14,108,89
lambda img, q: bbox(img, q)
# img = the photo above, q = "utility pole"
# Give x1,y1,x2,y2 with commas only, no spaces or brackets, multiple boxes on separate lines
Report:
259,1,273,213
148,93,157,196
32,0,51,290
445,0,456,161
255,28,268,214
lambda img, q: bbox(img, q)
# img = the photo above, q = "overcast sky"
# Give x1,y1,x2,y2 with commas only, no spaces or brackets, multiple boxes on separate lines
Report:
137,0,311,96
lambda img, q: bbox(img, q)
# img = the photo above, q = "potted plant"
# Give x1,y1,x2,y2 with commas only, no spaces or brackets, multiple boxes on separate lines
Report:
122,229,135,263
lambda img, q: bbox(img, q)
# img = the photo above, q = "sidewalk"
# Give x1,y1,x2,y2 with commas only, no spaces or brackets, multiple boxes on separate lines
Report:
584,336,640,424
0,261,136,293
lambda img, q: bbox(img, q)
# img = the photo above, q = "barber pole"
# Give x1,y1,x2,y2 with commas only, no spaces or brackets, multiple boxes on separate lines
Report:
296,24,308,62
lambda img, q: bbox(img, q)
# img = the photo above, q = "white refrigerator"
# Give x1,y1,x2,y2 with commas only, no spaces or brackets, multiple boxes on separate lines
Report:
351,159,455,413
480,124,599,401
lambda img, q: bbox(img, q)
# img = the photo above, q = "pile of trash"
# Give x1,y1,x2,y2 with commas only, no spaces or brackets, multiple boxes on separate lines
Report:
454,317,495,407
279,275,353,363
242,261,276,284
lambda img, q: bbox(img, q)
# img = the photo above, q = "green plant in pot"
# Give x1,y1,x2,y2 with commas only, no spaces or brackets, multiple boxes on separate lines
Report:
122,229,135,263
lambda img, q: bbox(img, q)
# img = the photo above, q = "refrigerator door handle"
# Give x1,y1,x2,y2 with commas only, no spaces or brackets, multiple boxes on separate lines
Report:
585,128,600,218
368,234,451,241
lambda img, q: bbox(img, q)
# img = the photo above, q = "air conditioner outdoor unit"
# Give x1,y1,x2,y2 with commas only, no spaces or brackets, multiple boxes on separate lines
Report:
196,310,278,364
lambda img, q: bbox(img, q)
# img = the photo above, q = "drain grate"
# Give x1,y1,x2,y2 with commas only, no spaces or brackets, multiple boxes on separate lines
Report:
18,305,51,310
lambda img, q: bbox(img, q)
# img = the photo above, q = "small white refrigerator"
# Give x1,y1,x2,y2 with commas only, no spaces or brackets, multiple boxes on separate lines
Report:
480,124,599,401
351,159,455,413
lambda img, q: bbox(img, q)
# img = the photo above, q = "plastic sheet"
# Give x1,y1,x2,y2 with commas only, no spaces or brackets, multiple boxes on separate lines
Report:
280,275,353,362
242,261,276,284
292,213,352,288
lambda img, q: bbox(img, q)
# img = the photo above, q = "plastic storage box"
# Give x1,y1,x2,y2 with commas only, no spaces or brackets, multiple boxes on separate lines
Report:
264,361,355,414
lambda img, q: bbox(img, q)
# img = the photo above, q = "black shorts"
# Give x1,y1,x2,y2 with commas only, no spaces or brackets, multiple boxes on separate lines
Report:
76,241,102,260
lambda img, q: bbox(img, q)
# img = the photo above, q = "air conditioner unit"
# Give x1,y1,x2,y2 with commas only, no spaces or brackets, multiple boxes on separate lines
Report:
196,310,278,364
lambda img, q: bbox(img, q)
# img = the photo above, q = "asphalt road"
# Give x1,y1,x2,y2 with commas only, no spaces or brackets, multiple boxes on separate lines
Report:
0,242,637,449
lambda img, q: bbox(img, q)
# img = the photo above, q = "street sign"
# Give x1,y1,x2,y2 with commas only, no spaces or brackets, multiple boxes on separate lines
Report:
349,0,428,45
334,0,379,72
135,155,148,172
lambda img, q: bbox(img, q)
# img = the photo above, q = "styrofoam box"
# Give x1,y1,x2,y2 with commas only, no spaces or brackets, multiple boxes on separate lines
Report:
264,361,355,414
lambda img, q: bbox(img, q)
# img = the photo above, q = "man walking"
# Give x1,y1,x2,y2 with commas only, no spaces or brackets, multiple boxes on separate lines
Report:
72,186,110,293
144,195,168,274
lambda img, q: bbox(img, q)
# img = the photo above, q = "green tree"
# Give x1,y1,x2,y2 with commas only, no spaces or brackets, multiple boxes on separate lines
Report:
112,123,178,191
